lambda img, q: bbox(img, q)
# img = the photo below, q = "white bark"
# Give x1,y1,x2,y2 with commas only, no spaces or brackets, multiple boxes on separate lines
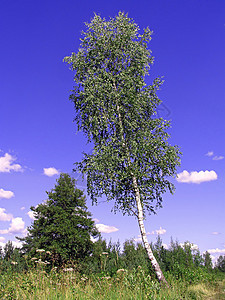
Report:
113,84,168,286
132,175,169,286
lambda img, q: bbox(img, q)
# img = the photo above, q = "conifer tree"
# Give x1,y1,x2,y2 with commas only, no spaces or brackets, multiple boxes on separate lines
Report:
18,173,98,265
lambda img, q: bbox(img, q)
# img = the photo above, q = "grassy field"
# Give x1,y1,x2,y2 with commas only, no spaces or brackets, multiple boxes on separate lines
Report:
0,267,224,299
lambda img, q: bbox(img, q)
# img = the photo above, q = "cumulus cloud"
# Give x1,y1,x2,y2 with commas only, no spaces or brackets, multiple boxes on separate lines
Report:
43,167,60,177
177,170,217,184
180,242,199,251
0,188,14,199
27,211,36,220
133,237,142,242
8,217,25,234
0,217,25,235
133,227,166,241
207,248,225,254
162,243,168,249
211,232,220,235
155,227,166,235
206,151,214,157
147,227,167,235
96,223,119,233
212,156,224,161
0,153,22,173
93,218,100,223
0,237,5,242
0,208,13,221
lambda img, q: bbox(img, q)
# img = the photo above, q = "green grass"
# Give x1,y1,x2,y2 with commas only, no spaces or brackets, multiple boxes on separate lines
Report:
0,267,224,299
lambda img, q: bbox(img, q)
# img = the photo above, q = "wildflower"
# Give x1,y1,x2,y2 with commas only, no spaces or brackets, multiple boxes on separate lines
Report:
117,269,125,273
102,276,111,280
63,267,73,272
102,252,108,255
36,249,45,253
31,257,38,260
46,251,51,255
11,261,18,265
35,259,47,265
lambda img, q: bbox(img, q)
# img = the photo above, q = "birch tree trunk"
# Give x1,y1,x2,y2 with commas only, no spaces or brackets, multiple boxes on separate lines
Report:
132,176,169,287
114,88,169,286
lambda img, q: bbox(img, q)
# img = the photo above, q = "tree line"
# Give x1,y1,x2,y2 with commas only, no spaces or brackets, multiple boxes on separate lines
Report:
0,173,223,280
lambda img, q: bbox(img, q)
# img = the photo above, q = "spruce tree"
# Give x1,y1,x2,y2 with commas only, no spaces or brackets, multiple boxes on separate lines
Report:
18,173,98,265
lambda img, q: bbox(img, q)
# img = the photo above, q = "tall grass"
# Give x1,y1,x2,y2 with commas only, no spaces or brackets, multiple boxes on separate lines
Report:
0,266,224,299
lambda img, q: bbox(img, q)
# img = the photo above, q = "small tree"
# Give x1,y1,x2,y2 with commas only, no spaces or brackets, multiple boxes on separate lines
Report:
64,12,181,284
18,173,99,265
203,251,212,270
215,255,225,272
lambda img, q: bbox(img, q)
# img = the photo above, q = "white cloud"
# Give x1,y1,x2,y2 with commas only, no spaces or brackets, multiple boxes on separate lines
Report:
133,237,142,242
0,188,14,199
180,242,199,251
147,227,166,235
20,207,25,210
0,240,23,249
133,227,166,241
96,223,119,233
0,153,22,173
211,232,220,235
0,237,5,242
0,208,13,221
93,218,100,223
177,170,217,184
43,167,60,177
206,151,214,157
27,211,36,220
155,227,166,235
207,248,225,254
8,217,25,234
205,248,225,266
0,217,25,235
212,156,224,161
205,151,224,161
162,243,168,249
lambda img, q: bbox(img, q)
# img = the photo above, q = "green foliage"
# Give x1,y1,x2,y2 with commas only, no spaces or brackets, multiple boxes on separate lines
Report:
0,237,224,299
0,266,224,299
203,251,213,270
215,255,225,272
18,173,99,266
64,12,181,217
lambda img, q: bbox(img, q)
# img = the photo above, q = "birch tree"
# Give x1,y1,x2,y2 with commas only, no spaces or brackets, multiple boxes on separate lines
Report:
64,12,181,285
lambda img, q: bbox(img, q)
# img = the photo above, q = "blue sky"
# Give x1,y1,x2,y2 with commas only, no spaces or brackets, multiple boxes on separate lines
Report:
0,0,224,262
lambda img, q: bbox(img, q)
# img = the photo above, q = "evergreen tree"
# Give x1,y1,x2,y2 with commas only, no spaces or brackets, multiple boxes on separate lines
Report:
4,241,14,261
215,255,225,272
203,251,212,270
64,12,181,285
18,173,99,265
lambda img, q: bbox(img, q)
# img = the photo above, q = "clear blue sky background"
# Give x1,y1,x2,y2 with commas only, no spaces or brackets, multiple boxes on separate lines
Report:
0,0,224,262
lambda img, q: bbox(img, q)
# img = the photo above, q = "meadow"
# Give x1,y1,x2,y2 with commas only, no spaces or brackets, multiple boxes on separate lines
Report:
0,248,225,300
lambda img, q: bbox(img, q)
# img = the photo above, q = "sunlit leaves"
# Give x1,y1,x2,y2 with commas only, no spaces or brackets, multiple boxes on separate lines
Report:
65,12,181,217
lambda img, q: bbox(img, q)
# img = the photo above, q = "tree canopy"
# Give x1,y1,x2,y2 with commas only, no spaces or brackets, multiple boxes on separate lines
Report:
64,12,181,217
